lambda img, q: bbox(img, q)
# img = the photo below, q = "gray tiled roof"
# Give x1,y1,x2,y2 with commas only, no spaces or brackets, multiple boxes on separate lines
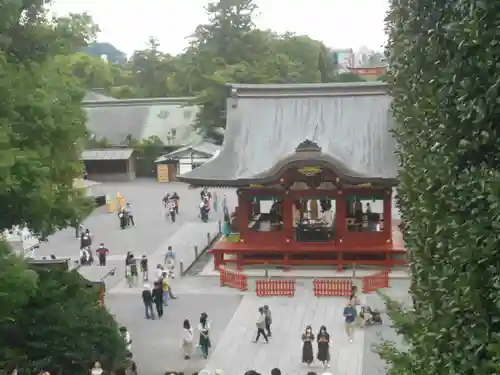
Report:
83,98,201,146
83,91,118,102
179,82,398,185
81,148,134,160
155,142,220,162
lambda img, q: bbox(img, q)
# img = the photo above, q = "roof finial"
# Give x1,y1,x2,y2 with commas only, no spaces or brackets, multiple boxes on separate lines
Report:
295,139,321,153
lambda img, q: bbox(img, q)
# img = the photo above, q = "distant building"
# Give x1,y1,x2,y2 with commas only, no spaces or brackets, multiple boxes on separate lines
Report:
154,143,220,182
331,49,354,72
82,93,202,147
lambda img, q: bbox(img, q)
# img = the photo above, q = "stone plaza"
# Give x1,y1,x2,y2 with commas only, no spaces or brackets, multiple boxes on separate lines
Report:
37,179,408,375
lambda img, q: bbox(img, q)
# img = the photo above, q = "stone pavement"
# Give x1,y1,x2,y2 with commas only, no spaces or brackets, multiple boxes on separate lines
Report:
203,291,367,375
200,257,410,279
35,180,236,290
109,221,221,292
105,292,242,375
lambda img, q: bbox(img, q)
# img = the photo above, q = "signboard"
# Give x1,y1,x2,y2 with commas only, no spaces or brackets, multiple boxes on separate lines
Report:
157,164,170,183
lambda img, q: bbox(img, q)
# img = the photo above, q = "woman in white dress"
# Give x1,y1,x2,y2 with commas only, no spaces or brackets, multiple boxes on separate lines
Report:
182,319,194,359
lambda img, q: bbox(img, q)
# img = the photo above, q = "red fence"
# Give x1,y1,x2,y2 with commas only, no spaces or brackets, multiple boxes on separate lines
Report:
313,279,353,297
256,279,295,297
362,270,389,293
219,268,248,291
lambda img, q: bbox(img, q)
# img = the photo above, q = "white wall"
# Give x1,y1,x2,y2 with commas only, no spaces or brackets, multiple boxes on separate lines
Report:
177,156,212,175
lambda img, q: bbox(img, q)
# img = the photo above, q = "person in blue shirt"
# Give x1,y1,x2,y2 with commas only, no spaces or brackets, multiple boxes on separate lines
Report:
343,301,357,343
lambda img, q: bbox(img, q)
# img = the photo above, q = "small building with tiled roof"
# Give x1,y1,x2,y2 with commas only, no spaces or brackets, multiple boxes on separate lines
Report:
80,148,136,182
82,97,202,147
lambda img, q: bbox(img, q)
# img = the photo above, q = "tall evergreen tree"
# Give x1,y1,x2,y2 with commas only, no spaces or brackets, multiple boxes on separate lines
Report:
380,1,500,375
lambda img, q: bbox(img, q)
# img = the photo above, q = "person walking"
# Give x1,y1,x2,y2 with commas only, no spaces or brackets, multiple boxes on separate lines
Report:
124,203,135,226
168,199,176,222
316,325,330,368
162,272,170,306
344,300,357,343
141,284,155,320
263,305,272,337
198,312,211,359
140,255,149,282
171,192,180,214
80,229,92,249
152,281,164,318
96,243,109,266
164,246,176,270
301,325,315,366
253,307,269,343
182,319,194,359
119,326,132,352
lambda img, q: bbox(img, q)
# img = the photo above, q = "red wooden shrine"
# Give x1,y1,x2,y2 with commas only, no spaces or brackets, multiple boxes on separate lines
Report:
178,82,406,271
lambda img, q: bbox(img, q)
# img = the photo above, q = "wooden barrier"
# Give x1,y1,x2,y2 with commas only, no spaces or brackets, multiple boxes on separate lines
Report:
219,268,248,291
256,279,295,297
362,270,389,293
313,279,353,297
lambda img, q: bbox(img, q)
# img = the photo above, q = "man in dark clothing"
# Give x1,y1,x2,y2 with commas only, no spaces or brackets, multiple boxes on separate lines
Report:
96,243,109,266
263,305,272,337
171,192,180,214
271,369,281,375
140,255,149,282
141,284,155,319
152,281,164,318
80,229,91,249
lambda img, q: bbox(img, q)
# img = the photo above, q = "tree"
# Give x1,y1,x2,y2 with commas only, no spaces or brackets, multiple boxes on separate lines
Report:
84,42,127,64
0,3,126,370
334,72,365,82
379,1,500,375
183,0,334,140
0,0,96,238
0,242,38,342
6,267,126,374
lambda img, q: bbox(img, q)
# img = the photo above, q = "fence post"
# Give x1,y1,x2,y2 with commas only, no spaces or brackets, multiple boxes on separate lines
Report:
179,260,184,276
194,245,198,259
218,220,222,234
207,232,211,245
352,263,356,277
264,262,269,279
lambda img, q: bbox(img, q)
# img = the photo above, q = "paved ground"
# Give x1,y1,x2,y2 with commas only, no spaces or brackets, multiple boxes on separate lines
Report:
362,280,410,375
105,292,242,375
34,179,410,375
36,180,242,374
203,289,367,375
36,180,237,289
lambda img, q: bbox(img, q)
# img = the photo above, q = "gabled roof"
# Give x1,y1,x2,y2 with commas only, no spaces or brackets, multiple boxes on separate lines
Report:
155,142,220,163
178,82,398,187
83,97,202,146
81,148,134,161
83,91,118,102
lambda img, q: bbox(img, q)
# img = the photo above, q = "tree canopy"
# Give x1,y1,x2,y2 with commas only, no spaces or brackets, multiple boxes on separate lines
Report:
0,1,128,373
0,1,96,238
72,0,375,142
380,1,500,375
3,265,127,374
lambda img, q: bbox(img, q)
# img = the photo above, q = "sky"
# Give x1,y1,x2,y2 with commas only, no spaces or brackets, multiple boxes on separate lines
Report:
50,0,389,57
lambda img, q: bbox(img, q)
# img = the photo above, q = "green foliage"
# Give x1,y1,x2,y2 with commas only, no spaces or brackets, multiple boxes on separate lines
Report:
2,265,126,374
0,242,38,326
0,53,93,238
334,72,366,82
84,42,127,64
381,1,500,375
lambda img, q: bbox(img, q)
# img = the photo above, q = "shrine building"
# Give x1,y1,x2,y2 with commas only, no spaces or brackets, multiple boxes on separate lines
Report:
178,82,405,271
